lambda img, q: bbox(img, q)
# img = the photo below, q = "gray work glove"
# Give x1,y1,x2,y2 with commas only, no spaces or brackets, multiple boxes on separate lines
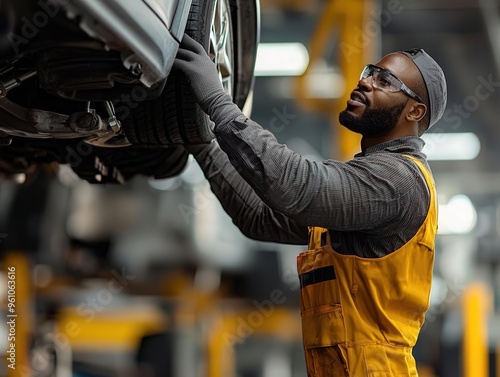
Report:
173,34,242,128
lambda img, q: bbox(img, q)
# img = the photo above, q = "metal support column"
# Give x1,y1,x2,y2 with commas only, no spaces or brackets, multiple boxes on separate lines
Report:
295,0,377,160
4,252,32,377
462,283,492,377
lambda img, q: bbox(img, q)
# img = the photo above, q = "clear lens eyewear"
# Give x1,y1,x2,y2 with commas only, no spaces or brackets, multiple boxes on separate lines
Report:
360,64,424,103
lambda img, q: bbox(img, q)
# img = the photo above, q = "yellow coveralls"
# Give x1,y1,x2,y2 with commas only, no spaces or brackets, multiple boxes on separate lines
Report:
297,156,437,376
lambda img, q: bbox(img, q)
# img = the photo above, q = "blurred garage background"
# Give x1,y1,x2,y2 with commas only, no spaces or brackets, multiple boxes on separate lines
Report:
1,0,500,376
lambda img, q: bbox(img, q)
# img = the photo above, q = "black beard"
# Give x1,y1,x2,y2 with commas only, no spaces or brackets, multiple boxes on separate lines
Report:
338,100,407,137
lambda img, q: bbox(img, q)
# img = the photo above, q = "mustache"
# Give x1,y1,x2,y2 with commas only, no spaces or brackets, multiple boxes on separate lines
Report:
351,89,370,106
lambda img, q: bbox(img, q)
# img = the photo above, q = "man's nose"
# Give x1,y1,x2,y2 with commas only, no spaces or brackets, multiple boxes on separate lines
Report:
357,76,373,92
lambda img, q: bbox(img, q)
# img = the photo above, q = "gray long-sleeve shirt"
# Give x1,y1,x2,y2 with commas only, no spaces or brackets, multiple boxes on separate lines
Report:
187,114,431,258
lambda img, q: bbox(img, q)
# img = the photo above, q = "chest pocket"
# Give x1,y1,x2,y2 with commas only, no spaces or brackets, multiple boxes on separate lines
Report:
297,228,346,349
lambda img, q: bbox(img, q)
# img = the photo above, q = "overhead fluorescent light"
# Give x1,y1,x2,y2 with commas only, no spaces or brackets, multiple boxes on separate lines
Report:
438,195,477,235
303,69,345,98
271,68,344,99
254,43,309,76
421,132,480,161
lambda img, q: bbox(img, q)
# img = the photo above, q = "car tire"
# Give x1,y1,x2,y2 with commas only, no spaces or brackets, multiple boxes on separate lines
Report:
122,0,235,145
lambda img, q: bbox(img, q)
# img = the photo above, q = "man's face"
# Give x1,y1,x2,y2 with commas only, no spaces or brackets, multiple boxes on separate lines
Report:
338,54,417,137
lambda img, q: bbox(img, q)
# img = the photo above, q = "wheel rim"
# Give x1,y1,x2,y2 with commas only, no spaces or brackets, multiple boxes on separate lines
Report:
209,0,233,96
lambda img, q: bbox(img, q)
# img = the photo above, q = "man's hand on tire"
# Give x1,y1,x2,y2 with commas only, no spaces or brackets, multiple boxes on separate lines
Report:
173,34,242,129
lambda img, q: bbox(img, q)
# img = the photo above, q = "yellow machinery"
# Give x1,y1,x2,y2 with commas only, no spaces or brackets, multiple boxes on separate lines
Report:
207,307,302,376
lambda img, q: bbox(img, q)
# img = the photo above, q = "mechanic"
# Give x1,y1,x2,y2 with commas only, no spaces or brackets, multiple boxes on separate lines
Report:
174,34,447,376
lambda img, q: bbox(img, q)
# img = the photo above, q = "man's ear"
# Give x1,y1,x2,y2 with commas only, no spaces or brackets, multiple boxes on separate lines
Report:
406,103,427,123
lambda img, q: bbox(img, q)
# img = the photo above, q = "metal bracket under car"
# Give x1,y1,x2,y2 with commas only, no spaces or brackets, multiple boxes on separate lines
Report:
0,68,132,147
0,96,132,148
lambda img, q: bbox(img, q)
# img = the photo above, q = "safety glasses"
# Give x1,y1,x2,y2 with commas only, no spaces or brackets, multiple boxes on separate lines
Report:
360,64,424,103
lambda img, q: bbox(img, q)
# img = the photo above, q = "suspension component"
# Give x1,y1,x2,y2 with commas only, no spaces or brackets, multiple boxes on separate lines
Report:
0,70,37,98
104,101,122,134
